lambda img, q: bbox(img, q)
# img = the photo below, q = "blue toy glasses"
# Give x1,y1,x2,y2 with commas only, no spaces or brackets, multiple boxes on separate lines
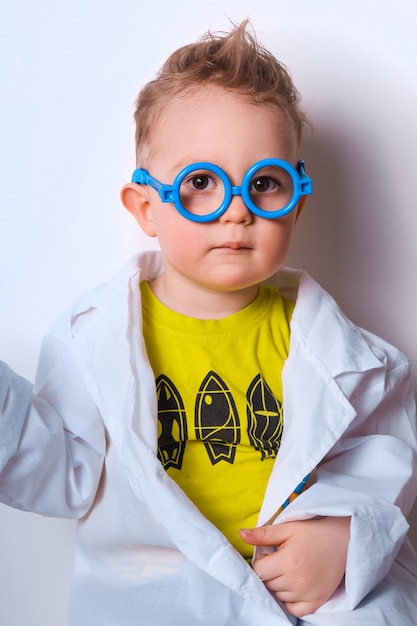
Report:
131,159,312,223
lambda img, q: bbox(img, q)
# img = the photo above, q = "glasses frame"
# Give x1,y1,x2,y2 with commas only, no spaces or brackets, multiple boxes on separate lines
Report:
131,158,312,223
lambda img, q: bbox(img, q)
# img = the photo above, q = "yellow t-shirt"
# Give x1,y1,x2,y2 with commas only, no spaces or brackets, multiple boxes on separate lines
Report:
140,281,294,560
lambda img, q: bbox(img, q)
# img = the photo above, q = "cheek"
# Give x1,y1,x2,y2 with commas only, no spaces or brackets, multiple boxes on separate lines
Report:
264,219,296,259
155,216,203,260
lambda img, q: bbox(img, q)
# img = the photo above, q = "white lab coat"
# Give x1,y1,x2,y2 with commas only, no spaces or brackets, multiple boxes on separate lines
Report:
1,250,417,625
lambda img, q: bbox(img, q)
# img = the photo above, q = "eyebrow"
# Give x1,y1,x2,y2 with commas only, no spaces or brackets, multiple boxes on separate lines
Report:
169,158,201,174
169,158,231,178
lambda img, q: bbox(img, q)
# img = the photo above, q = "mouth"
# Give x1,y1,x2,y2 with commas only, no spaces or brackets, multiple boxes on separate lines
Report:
215,241,252,251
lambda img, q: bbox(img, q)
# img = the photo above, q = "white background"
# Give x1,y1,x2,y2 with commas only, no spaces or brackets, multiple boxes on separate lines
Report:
1,1,417,623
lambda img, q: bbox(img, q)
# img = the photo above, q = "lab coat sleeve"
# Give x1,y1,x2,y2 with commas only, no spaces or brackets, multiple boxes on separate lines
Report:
278,358,417,611
0,332,105,517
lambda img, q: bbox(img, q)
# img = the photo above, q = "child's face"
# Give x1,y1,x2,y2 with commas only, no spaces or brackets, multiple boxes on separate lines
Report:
122,86,301,315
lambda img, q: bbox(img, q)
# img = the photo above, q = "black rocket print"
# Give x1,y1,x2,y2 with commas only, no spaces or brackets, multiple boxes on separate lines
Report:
156,374,188,470
246,374,283,460
195,371,240,464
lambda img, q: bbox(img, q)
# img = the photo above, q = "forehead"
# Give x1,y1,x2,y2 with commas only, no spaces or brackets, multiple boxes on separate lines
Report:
146,86,298,169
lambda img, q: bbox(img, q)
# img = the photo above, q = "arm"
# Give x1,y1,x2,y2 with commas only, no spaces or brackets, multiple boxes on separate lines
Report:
313,358,417,607
240,355,417,618
246,358,416,614
0,333,105,517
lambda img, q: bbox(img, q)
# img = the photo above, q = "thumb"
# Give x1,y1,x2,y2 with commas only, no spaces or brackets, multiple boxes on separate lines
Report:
239,524,288,547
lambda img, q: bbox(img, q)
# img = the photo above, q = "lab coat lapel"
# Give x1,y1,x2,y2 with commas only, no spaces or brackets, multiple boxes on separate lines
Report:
259,267,384,525
69,254,163,453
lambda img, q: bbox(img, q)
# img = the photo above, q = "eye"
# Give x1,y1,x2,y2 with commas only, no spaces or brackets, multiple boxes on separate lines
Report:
185,173,215,191
251,176,279,193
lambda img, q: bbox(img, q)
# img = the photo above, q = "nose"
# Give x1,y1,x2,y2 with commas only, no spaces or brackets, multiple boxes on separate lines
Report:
218,193,253,224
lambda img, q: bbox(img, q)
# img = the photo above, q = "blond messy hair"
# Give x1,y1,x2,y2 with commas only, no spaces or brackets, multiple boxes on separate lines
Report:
133,21,308,165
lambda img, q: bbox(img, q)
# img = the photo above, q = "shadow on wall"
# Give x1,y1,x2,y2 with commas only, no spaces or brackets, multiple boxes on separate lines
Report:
286,128,417,551
288,126,405,326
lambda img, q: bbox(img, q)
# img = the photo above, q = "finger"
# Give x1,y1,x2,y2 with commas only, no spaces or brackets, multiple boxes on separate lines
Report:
259,578,301,604
240,524,287,547
284,601,319,619
252,551,284,584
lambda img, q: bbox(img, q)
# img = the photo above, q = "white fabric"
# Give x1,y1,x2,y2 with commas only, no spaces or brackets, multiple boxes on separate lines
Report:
1,250,417,625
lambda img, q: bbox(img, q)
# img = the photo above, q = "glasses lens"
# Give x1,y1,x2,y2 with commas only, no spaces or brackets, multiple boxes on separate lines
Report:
248,165,294,213
179,168,225,216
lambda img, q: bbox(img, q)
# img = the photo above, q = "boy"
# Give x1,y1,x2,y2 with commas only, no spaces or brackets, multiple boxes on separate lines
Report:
1,21,417,625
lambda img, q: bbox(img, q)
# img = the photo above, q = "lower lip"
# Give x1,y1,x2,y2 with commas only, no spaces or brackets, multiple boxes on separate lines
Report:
215,245,250,251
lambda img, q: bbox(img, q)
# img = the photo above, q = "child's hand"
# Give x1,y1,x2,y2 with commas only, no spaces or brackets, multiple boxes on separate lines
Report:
240,516,350,618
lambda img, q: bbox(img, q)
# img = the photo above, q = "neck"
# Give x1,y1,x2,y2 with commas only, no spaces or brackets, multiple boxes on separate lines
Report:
150,274,259,319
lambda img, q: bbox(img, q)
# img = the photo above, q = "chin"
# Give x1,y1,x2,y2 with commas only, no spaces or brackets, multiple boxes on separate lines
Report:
207,278,259,293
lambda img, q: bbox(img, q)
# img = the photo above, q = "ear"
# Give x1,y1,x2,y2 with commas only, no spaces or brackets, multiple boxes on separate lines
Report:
295,196,307,222
120,183,157,237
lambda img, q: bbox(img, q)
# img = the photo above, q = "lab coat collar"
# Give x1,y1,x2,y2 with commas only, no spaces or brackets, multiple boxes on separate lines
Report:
269,266,383,378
